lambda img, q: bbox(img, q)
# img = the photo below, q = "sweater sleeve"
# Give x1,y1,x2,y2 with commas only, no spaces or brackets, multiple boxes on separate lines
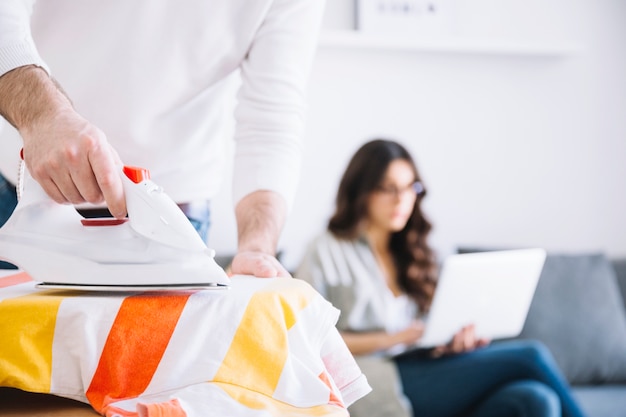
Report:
295,236,331,300
0,0,49,77
231,0,325,210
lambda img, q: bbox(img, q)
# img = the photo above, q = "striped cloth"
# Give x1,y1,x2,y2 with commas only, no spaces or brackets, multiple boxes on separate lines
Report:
0,271,371,417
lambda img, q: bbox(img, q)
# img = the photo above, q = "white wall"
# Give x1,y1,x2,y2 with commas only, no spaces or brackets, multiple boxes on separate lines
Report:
209,0,626,271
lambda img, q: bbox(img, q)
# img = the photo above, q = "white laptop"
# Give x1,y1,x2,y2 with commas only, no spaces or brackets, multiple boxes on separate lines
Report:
415,248,547,349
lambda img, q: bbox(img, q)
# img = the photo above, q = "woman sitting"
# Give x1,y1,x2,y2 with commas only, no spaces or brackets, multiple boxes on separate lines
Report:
296,138,586,417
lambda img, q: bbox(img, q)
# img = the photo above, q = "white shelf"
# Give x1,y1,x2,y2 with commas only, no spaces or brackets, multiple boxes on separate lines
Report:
318,30,581,57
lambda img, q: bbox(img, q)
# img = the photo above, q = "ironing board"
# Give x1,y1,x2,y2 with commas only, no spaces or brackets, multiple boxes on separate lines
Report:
0,270,370,417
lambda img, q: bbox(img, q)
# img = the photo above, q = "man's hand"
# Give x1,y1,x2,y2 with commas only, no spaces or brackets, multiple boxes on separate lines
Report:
0,66,126,218
22,108,126,218
230,251,291,278
233,190,290,278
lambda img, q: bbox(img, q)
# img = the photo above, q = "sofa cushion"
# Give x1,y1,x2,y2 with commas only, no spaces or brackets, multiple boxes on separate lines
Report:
572,385,626,417
612,259,626,308
518,253,626,384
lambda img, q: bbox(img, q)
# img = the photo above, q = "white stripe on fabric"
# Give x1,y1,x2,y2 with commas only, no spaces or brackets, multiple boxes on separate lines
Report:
49,294,125,401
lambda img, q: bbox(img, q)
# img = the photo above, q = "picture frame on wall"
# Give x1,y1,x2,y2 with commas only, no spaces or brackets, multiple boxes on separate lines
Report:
355,0,452,36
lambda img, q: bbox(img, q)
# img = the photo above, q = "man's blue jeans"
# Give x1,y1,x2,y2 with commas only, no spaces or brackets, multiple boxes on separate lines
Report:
0,173,18,269
0,172,211,269
394,340,586,417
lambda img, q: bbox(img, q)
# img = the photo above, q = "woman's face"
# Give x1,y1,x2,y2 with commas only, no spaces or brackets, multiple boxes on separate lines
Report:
366,159,418,233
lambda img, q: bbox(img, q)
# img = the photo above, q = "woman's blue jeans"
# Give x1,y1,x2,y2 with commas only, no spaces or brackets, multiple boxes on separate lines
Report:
0,172,211,269
394,340,586,417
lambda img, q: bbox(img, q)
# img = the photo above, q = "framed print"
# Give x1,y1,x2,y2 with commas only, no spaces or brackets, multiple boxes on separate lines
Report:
356,0,451,36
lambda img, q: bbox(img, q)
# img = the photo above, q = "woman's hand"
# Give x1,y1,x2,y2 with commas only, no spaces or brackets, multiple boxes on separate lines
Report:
393,320,425,346
431,324,490,358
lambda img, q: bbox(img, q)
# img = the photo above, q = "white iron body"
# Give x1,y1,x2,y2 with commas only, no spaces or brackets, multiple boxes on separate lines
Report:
0,165,229,289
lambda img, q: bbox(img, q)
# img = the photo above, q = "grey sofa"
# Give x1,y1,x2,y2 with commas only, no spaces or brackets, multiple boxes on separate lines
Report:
459,249,626,417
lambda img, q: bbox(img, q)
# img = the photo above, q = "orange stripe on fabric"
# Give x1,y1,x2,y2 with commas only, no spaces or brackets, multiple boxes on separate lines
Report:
86,293,192,413
0,293,65,392
137,399,187,417
105,406,137,417
0,271,33,288
318,371,344,408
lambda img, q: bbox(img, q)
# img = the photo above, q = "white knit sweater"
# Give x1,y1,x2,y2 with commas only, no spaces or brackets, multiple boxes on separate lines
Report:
0,0,325,207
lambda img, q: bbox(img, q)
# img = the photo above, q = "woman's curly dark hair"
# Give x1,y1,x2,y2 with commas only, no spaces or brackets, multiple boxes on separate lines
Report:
328,139,437,311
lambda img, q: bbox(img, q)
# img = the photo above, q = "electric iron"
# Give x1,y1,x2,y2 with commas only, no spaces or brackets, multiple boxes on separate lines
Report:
0,156,230,291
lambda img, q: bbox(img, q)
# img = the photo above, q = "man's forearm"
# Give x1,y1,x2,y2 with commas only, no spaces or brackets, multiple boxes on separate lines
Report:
0,65,71,132
235,190,287,256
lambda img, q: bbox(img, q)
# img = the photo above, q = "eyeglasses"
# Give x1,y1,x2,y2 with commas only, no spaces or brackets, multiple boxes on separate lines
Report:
374,181,425,198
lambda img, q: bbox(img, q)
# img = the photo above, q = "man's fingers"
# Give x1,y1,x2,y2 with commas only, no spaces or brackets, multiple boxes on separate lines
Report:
231,252,291,278
30,155,108,206
97,143,127,219
274,261,291,278
254,257,291,278
28,161,83,204
70,168,104,204
253,263,279,278
38,176,69,204
20,107,124,216
90,149,126,219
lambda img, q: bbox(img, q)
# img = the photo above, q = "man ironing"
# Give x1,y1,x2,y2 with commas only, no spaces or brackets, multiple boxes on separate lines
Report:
0,0,325,276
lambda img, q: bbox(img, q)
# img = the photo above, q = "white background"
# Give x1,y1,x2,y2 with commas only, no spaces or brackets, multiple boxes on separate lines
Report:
209,0,626,272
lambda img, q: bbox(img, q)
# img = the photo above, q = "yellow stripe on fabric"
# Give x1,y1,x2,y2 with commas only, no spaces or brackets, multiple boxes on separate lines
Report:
0,293,67,392
215,382,347,417
213,278,316,396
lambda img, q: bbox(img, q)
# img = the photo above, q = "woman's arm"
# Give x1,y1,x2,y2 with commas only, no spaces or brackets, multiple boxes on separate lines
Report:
341,321,424,356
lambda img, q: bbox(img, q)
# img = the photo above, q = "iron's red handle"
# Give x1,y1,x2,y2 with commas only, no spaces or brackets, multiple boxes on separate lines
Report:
122,166,151,184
